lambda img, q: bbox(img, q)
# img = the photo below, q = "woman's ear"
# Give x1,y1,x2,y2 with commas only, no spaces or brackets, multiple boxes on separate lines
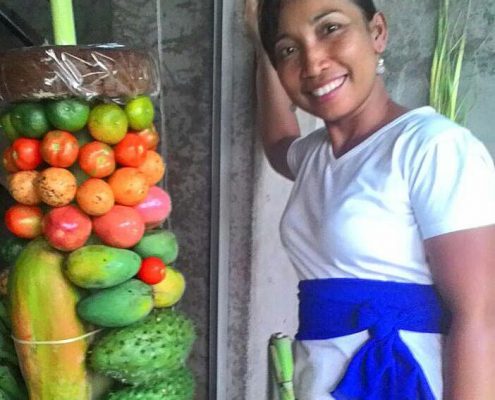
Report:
369,12,388,54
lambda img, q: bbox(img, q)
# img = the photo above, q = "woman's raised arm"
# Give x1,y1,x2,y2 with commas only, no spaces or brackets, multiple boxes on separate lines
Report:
255,54,300,180
245,0,300,180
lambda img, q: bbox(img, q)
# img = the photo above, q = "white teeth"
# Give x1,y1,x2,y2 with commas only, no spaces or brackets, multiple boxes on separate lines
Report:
312,77,345,97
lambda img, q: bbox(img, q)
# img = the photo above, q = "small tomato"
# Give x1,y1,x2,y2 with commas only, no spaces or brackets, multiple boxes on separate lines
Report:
137,257,166,284
78,141,116,178
114,133,147,167
41,130,79,167
134,124,159,151
11,137,42,170
5,204,43,239
2,147,19,173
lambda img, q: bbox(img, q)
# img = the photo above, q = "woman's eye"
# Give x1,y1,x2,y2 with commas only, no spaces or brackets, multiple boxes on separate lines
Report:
323,23,339,35
277,46,298,60
283,47,296,56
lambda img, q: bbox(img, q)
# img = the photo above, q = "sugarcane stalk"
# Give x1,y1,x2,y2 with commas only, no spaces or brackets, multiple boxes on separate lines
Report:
50,0,77,45
270,333,295,400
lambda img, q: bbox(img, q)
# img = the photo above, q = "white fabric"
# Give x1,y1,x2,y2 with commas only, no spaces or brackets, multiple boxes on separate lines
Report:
279,106,495,399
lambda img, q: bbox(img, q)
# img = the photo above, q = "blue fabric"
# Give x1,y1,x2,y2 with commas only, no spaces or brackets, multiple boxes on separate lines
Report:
296,278,450,400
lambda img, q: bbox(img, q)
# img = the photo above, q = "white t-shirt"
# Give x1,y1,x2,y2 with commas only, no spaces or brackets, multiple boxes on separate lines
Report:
279,106,495,399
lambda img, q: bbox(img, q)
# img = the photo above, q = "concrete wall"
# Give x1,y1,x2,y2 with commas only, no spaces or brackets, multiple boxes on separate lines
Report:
244,0,495,399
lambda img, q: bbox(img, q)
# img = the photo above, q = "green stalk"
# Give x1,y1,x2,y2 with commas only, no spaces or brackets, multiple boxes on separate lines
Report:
270,333,295,400
50,0,77,45
429,0,470,124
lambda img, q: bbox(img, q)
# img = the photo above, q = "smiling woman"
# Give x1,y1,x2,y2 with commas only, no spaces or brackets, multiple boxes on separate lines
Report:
248,0,495,399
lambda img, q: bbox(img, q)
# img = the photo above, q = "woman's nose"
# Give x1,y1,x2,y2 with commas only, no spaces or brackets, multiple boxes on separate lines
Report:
301,45,329,78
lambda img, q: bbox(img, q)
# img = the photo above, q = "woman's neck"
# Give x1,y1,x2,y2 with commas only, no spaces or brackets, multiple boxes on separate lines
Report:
325,79,408,159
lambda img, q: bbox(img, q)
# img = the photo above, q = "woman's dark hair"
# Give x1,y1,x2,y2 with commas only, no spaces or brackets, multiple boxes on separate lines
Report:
259,0,377,65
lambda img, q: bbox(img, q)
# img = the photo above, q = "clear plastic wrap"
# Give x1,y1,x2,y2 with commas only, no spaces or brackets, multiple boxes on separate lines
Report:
0,44,160,103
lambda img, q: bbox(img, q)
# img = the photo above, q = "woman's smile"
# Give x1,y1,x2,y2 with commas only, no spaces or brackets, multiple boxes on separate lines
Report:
308,75,347,104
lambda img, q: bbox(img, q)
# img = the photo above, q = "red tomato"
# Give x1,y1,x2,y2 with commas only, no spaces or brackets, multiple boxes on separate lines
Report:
78,141,115,178
41,130,79,167
11,138,42,170
114,133,147,167
2,147,19,173
134,125,159,151
5,204,43,239
137,257,166,284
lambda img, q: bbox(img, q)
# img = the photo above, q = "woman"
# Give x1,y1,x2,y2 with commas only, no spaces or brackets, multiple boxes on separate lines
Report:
249,0,495,398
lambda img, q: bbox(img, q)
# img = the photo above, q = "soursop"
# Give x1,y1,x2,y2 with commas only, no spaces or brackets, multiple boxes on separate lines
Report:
106,366,195,400
90,308,196,385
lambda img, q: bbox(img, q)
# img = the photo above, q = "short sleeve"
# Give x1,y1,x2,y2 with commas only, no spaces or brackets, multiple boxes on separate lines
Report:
408,128,495,239
287,128,326,177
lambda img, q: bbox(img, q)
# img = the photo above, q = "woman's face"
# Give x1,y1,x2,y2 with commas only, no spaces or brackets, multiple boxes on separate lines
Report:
274,0,387,122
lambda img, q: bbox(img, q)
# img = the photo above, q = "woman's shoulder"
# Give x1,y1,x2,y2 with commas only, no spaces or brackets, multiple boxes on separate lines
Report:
394,106,477,155
391,107,492,177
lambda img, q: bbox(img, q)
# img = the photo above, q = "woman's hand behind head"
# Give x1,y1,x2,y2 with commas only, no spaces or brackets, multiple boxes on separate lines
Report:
244,0,263,49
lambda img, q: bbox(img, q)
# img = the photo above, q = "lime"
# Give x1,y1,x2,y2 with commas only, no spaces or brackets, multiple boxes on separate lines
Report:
87,103,128,145
45,98,90,132
10,102,51,138
0,112,20,142
125,96,154,130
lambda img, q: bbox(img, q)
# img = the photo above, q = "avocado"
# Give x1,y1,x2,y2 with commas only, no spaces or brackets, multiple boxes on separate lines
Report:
132,229,179,264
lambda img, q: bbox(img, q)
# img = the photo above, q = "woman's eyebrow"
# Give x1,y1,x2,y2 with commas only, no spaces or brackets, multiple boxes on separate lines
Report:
274,10,343,43
312,10,342,24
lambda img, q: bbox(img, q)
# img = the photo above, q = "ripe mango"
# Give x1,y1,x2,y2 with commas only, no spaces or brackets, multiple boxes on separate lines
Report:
65,245,141,289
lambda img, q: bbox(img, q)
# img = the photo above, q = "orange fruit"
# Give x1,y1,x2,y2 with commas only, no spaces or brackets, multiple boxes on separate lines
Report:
137,150,166,185
125,96,154,130
76,178,115,216
87,103,128,144
108,167,149,206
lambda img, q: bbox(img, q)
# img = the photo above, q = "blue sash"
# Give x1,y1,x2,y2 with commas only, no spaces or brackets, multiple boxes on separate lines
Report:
296,278,450,400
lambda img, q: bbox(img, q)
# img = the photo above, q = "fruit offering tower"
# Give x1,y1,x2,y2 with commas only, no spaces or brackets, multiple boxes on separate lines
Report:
0,6,197,399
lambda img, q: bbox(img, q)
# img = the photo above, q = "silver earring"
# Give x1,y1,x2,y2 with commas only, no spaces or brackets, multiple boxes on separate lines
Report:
376,57,386,75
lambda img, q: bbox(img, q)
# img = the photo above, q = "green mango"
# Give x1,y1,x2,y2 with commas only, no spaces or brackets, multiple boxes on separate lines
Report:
65,245,141,289
77,279,153,328
132,229,179,264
